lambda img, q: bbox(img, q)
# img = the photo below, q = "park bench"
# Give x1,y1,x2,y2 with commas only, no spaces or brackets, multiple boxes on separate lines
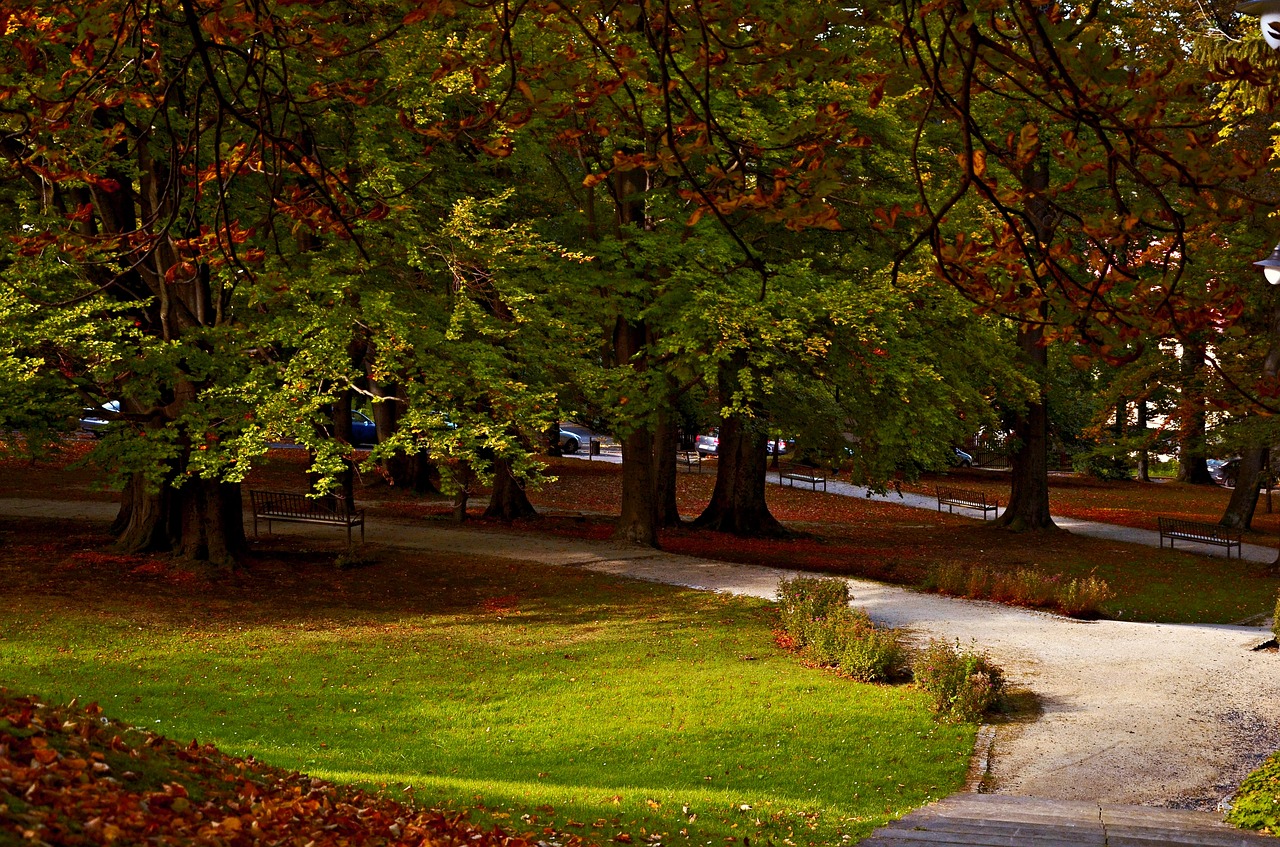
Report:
249,490,365,544
1157,516,1242,559
777,465,827,492
676,450,703,473
936,486,998,520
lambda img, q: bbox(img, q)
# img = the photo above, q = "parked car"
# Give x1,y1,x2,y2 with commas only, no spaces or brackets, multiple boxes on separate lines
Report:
557,422,603,454
952,447,974,468
1210,458,1239,488
349,410,377,446
78,401,121,436
695,429,790,457
320,408,377,446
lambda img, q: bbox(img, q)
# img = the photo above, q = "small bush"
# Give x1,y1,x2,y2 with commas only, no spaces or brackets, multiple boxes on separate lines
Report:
912,640,1004,723
923,560,967,595
1057,573,1114,618
1273,594,1280,643
965,565,992,598
1004,568,1058,607
776,577,903,683
923,562,1112,618
834,614,908,682
776,576,849,640
1073,451,1134,481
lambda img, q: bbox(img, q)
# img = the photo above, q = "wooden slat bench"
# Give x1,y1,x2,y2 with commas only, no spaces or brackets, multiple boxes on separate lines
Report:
249,490,366,544
1157,516,1242,558
936,486,998,520
778,466,827,492
675,450,703,473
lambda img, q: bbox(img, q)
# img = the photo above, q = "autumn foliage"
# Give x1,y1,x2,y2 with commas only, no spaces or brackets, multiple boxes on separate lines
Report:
0,691,588,847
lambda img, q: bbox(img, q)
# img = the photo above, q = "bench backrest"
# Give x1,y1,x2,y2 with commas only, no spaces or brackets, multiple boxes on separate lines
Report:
251,490,353,518
937,486,989,505
1157,516,1240,540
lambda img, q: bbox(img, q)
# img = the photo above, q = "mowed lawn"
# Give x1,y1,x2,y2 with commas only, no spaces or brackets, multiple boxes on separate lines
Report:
0,517,973,846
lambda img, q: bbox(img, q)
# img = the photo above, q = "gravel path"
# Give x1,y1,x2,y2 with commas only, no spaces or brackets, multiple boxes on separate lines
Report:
3,495,1279,809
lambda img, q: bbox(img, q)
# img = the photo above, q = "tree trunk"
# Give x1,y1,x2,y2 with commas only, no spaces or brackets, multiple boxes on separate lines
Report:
114,475,245,566
995,322,1055,531
176,480,246,565
1136,399,1150,483
1177,336,1214,485
1222,448,1266,530
694,355,786,536
611,315,660,546
995,148,1056,531
1228,301,1280,532
484,458,537,521
654,399,681,528
113,473,178,553
616,427,659,545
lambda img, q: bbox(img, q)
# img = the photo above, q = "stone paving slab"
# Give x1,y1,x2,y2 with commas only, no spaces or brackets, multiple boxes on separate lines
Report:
860,795,1273,846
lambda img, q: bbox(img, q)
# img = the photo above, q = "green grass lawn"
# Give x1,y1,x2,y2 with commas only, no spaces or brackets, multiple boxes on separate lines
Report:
0,528,974,845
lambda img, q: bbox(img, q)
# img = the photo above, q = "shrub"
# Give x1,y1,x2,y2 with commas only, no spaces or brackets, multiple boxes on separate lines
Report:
965,565,992,599
776,577,904,683
834,613,908,682
1057,573,1113,618
1073,451,1135,481
912,640,1004,723
923,560,968,595
776,576,849,640
922,562,1112,618
1003,568,1058,607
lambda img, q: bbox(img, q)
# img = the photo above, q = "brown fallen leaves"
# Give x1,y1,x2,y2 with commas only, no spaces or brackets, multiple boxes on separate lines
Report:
0,689,587,846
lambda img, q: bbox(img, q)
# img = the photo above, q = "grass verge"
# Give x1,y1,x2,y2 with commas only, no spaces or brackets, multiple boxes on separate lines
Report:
0,522,974,845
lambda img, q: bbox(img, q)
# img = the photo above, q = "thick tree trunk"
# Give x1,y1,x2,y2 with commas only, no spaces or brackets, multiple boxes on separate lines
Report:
611,314,660,546
616,427,659,545
995,323,1055,531
176,480,246,565
1222,448,1266,530
1176,337,1214,485
694,414,787,536
654,401,681,528
369,384,441,494
113,473,178,552
995,150,1056,531
484,458,537,521
114,475,245,566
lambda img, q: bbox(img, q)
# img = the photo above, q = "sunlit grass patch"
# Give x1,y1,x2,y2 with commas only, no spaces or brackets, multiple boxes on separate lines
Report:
0,534,973,845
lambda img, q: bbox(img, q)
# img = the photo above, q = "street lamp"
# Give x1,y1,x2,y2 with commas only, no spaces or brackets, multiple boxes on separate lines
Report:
1257,243,1280,284
1239,0,1280,49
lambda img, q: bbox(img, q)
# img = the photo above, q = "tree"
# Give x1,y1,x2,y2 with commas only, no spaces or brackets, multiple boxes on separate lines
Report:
893,0,1272,528
0,0,404,563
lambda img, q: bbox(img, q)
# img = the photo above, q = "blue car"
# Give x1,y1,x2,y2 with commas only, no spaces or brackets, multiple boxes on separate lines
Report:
349,410,377,446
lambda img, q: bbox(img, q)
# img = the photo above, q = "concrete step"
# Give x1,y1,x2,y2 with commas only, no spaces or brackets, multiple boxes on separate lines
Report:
860,795,1273,847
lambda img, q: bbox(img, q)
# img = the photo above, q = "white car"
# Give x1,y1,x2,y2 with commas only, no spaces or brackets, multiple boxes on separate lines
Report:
696,429,789,457
558,422,604,454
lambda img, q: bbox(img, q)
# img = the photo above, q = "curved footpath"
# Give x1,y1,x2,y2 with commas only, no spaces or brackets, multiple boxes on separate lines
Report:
4,494,1280,841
